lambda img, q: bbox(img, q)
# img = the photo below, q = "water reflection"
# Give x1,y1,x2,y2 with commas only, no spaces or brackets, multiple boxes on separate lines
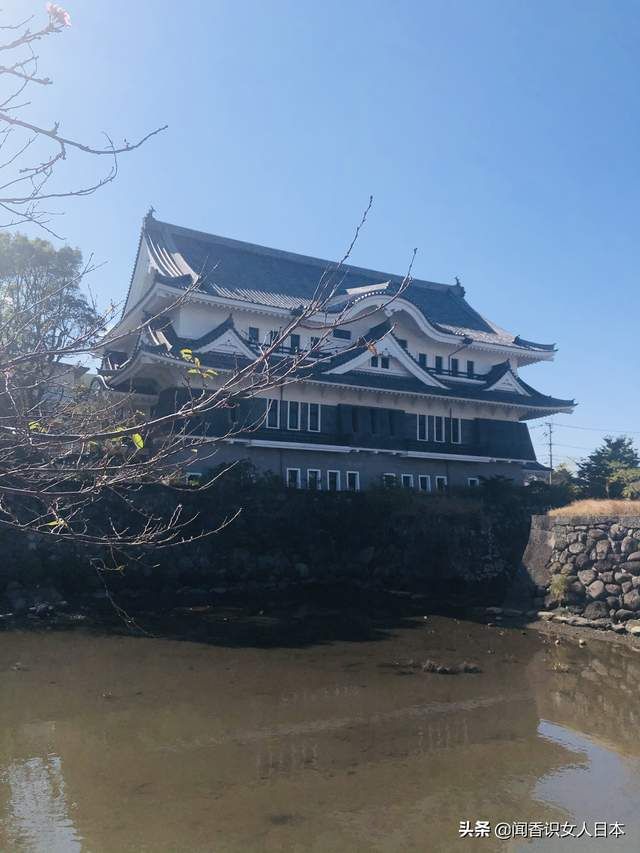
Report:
521,721,640,852
0,620,639,852
2,752,80,853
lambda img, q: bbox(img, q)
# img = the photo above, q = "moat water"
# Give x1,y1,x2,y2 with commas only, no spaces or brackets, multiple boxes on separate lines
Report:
1,617,640,852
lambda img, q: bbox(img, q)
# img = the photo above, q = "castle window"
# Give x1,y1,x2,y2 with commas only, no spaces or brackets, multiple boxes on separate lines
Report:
287,401,300,430
418,353,427,368
248,326,260,343
467,360,475,377
434,416,444,442
308,402,321,432
467,477,480,488
307,469,321,490
435,475,448,492
418,475,431,492
327,470,341,491
370,355,390,369
266,399,279,429
451,417,461,444
417,414,427,441
401,474,414,489
346,471,360,491
451,357,459,376
286,468,301,489
435,356,443,373
333,328,351,340
268,330,280,349
290,333,300,352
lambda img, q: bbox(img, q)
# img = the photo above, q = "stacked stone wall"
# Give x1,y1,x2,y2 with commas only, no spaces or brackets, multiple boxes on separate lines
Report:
529,515,640,632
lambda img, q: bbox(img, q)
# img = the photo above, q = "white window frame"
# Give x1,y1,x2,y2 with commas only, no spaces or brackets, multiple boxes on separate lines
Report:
327,470,341,492
346,471,360,492
286,400,300,431
185,471,203,487
467,477,480,488
266,398,279,429
435,475,448,492
434,415,445,443
307,469,322,490
401,474,414,489
286,468,301,489
451,417,462,444
307,402,321,432
417,414,428,441
382,473,397,487
418,474,431,493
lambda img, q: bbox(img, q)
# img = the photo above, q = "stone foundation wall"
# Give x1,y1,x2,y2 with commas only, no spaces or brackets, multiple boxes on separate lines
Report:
532,515,640,628
0,484,533,618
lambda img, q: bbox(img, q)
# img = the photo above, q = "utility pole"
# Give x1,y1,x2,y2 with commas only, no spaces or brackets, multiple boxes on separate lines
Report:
545,421,554,485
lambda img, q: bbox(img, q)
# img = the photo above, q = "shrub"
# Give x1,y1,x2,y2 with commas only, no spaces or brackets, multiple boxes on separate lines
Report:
548,574,571,603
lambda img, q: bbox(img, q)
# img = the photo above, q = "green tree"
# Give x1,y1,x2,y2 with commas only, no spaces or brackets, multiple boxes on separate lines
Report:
576,436,640,498
0,233,100,360
551,462,576,488
0,233,102,410
608,465,640,499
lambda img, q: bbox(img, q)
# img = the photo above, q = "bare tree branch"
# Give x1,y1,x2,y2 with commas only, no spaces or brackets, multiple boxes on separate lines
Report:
0,4,166,232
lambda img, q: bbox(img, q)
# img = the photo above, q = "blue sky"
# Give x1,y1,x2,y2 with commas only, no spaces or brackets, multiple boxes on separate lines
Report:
7,0,640,465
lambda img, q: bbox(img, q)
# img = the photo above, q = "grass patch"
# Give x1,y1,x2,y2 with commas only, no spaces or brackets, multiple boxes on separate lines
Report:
548,574,571,603
549,499,640,518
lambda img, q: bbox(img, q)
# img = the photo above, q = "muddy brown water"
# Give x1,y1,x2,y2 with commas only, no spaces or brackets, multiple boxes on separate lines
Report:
1,617,640,852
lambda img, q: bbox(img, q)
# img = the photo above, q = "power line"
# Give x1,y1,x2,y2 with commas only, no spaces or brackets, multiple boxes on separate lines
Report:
532,422,640,435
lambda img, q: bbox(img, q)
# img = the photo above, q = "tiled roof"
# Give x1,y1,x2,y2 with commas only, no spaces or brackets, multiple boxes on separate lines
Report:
141,215,555,353
123,312,573,413
148,314,243,351
308,369,575,410
132,344,573,411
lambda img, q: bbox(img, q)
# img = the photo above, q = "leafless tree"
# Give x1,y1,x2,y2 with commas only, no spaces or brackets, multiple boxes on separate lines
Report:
0,3,166,236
